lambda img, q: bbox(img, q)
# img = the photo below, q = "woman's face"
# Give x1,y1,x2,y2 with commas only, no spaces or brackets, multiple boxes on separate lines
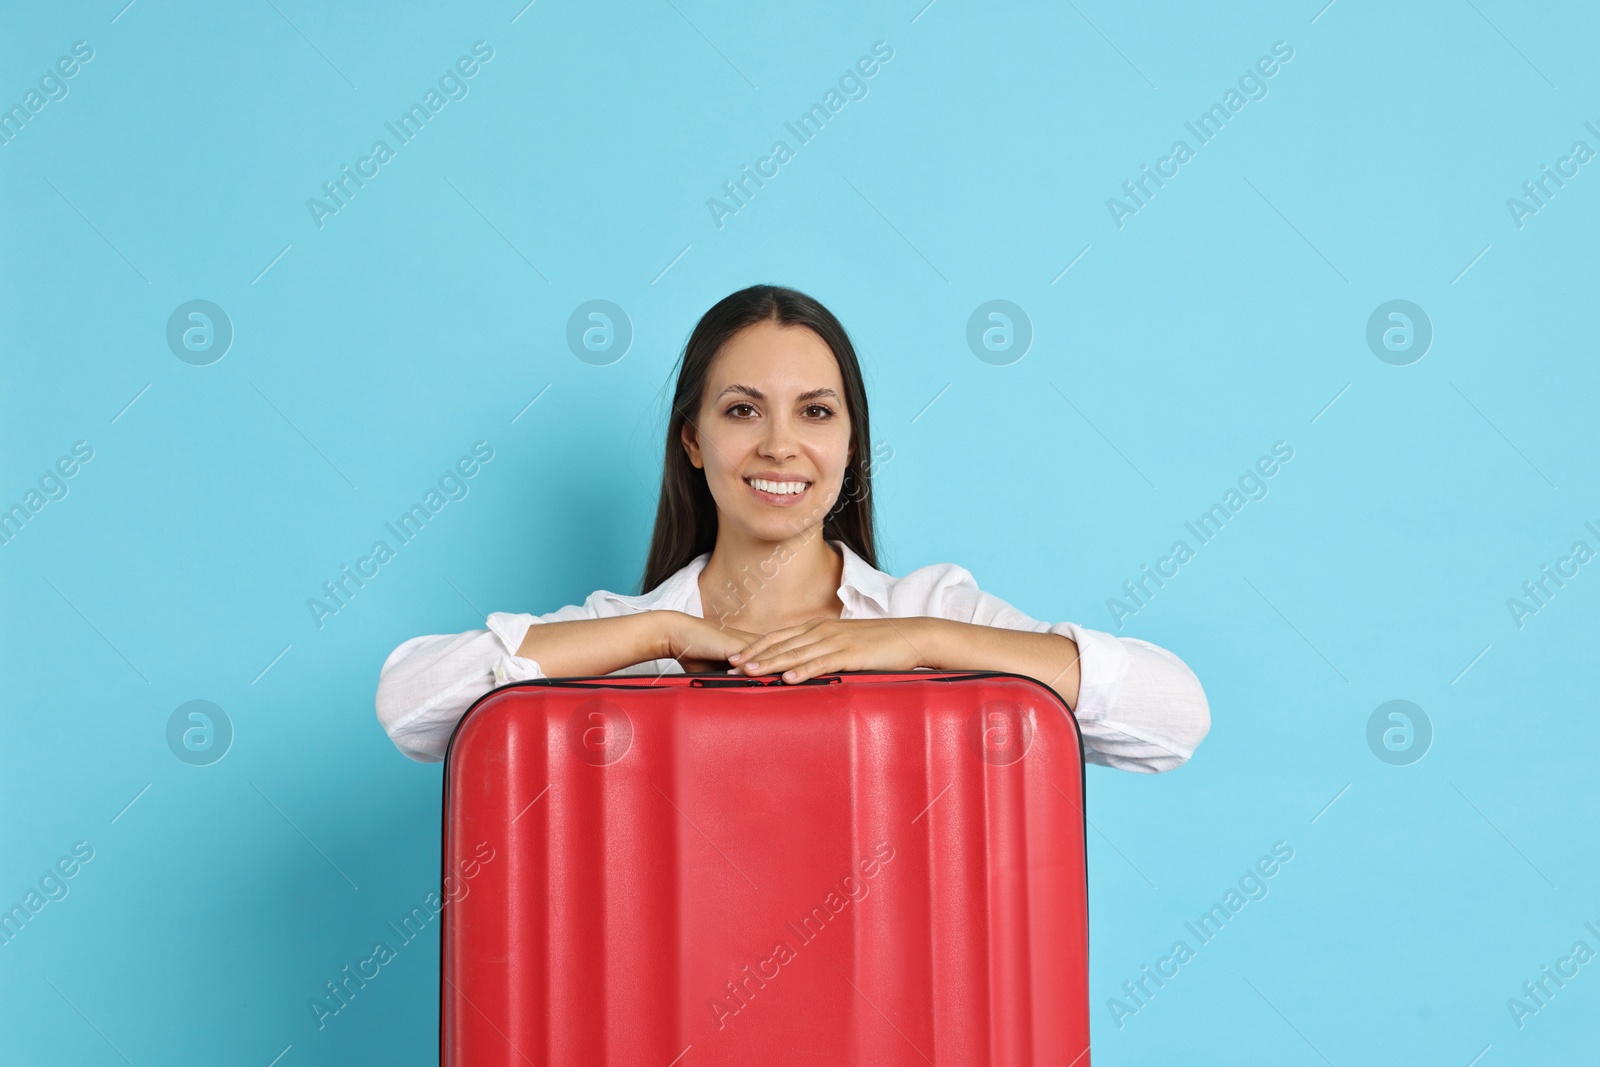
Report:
682,319,854,541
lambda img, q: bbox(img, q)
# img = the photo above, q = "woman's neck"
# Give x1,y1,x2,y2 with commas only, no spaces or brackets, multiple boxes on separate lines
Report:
697,526,845,631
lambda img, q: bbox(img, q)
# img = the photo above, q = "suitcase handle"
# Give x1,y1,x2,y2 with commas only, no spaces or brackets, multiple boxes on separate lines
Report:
689,674,842,687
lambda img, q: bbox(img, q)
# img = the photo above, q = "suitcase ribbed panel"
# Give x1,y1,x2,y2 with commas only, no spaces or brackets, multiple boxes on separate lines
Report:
926,707,989,1065
850,700,933,1065
442,671,1089,1067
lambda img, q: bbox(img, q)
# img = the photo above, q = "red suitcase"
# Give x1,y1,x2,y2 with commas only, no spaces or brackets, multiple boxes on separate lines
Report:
440,669,1091,1066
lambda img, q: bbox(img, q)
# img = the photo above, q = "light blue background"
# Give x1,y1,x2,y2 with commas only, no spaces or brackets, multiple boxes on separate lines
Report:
3,1,1597,1063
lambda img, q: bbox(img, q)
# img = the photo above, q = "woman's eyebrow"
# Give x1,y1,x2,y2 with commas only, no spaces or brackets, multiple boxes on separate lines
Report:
716,384,841,402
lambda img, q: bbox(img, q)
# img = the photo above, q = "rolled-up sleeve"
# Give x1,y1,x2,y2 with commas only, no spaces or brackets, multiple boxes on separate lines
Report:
1041,621,1210,773
918,564,1211,774
375,596,610,763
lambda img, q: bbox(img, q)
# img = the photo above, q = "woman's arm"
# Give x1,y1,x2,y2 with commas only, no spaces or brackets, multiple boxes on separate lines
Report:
921,568,1211,773
516,611,757,676
726,564,1211,774
513,613,670,677
375,608,756,761
909,617,1209,773
911,619,1082,710
376,611,655,762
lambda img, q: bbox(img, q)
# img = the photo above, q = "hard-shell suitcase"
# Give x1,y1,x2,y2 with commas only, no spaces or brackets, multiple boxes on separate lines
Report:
440,669,1091,1066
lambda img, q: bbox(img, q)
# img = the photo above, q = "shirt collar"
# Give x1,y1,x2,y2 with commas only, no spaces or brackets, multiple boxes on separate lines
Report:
665,538,891,617
832,538,891,615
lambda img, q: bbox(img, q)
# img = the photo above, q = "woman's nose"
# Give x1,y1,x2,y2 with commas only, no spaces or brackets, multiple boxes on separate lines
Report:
759,417,799,459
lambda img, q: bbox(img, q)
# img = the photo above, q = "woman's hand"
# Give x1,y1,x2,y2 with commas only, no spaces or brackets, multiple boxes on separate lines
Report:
658,610,762,674
727,617,932,683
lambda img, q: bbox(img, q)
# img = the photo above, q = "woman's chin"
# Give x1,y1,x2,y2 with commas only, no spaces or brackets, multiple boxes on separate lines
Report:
724,513,823,544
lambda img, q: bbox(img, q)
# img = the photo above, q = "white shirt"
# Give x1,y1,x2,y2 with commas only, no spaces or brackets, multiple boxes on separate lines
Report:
374,539,1210,773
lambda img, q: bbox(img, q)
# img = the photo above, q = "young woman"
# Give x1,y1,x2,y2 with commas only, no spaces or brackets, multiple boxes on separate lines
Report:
375,285,1209,772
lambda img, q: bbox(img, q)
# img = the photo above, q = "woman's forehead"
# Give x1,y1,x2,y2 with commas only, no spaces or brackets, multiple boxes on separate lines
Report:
709,322,843,390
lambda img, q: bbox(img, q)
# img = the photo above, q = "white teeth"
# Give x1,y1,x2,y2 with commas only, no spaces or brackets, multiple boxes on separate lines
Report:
748,477,808,495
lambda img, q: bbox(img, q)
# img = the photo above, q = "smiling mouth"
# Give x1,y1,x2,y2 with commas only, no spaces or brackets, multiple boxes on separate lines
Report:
744,476,811,503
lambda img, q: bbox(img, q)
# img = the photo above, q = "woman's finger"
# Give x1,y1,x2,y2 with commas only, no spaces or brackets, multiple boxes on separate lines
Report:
729,621,824,666
738,637,821,672
745,639,839,675
727,634,780,663
780,651,845,683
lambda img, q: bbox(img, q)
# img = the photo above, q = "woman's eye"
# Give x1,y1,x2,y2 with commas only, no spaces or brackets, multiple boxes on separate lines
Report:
724,402,833,419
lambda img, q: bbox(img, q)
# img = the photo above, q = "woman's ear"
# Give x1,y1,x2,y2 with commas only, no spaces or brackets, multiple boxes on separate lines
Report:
680,421,703,469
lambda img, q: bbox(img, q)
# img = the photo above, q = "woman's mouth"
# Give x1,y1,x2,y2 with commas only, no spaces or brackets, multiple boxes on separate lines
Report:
744,476,811,506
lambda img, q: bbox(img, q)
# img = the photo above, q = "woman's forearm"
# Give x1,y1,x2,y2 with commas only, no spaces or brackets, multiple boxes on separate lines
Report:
914,618,1083,712
514,612,665,678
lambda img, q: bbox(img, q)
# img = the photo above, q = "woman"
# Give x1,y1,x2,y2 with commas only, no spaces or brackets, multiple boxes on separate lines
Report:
375,285,1209,772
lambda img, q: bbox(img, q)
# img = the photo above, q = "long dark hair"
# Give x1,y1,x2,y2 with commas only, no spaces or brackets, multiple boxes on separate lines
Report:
640,284,879,594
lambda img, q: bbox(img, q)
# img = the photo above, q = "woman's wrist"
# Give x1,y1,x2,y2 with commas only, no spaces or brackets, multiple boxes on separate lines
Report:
641,609,680,663
908,618,1081,694
902,616,948,670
